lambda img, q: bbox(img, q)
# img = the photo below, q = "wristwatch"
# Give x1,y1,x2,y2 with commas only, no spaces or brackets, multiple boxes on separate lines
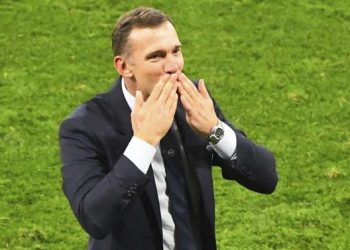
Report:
208,120,224,145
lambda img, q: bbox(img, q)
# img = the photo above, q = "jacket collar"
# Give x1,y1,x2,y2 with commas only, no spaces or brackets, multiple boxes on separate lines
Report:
106,77,133,136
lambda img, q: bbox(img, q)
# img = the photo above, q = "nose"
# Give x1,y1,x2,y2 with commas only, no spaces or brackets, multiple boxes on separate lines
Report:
164,56,180,75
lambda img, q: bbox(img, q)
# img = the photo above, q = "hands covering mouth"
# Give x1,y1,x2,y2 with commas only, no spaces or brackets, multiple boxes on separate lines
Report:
131,72,219,146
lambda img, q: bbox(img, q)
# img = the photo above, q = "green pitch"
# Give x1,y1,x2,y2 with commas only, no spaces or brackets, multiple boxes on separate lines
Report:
1,0,349,249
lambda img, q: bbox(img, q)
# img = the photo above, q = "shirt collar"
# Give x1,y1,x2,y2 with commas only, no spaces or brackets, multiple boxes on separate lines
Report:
121,77,135,110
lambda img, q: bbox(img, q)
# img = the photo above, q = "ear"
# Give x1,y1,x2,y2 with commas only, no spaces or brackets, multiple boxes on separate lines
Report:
114,56,133,77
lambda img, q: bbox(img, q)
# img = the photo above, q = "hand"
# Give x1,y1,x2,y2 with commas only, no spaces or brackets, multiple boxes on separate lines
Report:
131,74,178,146
177,73,218,138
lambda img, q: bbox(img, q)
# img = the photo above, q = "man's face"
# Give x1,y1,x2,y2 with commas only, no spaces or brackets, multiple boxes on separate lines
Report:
125,21,184,97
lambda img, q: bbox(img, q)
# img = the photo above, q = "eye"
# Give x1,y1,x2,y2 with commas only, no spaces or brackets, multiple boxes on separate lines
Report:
173,47,181,54
149,55,161,61
147,52,164,62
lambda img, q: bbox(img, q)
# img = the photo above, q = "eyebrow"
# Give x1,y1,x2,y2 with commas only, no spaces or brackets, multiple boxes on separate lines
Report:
145,45,182,60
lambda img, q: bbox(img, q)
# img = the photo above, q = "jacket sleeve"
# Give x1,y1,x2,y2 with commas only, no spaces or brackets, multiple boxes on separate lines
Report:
59,117,150,239
211,98,278,194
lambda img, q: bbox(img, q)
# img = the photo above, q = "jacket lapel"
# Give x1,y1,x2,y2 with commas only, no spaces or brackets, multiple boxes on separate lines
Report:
107,77,132,136
174,103,211,209
106,77,163,239
175,103,216,249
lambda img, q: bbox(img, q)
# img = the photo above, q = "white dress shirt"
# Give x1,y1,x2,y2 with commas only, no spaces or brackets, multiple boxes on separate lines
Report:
121,78,237,250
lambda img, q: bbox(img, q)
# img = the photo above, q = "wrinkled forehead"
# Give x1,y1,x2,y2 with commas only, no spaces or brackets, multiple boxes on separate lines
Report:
126,21,181,56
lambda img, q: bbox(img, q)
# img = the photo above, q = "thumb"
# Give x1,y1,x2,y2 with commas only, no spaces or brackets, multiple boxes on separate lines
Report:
134,90,144,112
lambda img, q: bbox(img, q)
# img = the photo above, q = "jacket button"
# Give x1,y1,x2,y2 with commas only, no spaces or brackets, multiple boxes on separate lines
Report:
127,190,133,198
167,149,175,157
206,145,213,152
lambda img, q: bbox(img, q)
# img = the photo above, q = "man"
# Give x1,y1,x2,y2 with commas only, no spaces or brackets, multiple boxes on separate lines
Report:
59,6,278,250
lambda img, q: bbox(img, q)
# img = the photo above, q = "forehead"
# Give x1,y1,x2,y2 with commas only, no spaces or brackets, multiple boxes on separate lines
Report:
127,21,180,56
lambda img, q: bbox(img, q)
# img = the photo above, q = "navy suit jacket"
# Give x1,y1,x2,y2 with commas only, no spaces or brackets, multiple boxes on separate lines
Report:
59,78,278,250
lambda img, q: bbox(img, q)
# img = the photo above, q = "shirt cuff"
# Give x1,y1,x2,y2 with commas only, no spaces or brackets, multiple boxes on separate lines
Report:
210,121,237,160
123,136,156,174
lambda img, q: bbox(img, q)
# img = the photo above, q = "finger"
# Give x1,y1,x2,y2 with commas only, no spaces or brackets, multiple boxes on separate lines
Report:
179,73,200,100
147,74,171,103
178,82,195,107
169,93,178,119
180,94,192,112
198,79,210,99
134,90,144,112
158,74,177,104
164,81,178,110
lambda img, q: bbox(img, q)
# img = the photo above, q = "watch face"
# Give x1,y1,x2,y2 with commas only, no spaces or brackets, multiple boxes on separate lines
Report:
209,125,224,144
215,127,224,139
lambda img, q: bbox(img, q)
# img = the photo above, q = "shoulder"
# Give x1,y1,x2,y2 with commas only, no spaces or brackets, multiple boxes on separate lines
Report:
59,82,120,135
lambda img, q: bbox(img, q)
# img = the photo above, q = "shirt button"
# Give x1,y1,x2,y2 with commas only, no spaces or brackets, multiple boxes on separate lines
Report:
167,149,175,157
